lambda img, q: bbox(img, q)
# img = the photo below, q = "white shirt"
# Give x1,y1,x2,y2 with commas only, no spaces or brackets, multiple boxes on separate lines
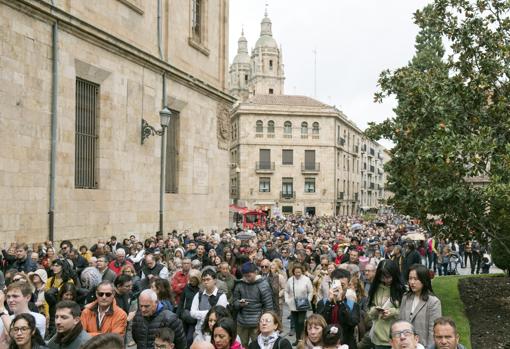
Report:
190,287,228,337
0,311,46,338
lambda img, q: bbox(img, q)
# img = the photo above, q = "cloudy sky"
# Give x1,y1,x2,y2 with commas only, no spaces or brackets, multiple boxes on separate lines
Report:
229,0,432,148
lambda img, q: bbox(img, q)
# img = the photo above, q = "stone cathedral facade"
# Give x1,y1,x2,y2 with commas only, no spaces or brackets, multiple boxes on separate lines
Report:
228,11,388,217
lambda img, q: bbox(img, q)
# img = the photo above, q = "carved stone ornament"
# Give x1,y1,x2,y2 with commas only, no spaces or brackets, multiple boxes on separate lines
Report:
217,103,231,150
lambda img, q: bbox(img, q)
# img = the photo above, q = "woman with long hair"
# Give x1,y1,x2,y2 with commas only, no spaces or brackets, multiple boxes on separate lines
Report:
269,261,286,319
367,259,405,349
399,264,442,347
296,314,327,349
45,259,73,290
45,282,78,339
248,311,291,349
212,318,244,349
150,277,175,312
8,313,47,349
195,305,232,343
284,264,313,346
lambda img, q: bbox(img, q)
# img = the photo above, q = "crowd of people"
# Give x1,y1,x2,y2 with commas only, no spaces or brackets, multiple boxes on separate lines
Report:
0,214,481,349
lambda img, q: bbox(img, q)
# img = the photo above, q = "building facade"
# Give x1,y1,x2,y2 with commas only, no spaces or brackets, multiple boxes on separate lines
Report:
228,11,387,216
0,0,234,243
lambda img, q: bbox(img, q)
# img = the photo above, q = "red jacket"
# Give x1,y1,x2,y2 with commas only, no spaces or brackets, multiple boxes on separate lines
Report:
171,271,189,304
108,259,132,275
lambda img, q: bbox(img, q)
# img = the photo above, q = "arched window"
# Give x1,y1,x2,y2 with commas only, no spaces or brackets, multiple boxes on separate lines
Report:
256,120,263,133
267,120,275,133
301,122,308,135
284,121,292,134
312,122,320,134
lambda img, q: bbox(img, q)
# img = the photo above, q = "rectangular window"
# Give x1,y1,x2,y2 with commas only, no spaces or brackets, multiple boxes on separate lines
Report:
282,206,293,214
192,0,202,41
269,60,273,70
259,149,271,169
259,177,270,192
75,78,99,189
305,150,316,170
305,178,316,193
282,177,293,195
165,110,180,193
244,74,248,82
282,149,293,165
269,88,274,94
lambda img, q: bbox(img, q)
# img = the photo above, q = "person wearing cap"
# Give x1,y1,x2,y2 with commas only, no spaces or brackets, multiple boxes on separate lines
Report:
233,262,274,348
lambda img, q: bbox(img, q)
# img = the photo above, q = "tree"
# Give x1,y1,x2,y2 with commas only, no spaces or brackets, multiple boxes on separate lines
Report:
367,0,510,273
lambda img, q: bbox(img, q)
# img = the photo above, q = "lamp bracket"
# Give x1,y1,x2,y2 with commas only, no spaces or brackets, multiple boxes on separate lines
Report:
141,119,163,144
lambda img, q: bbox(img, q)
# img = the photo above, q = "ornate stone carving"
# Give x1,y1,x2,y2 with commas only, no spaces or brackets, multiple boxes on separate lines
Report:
217,103,231,150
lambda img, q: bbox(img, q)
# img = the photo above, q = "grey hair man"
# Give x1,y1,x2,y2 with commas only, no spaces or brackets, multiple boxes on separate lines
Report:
389,320,424,349
132,289,186,349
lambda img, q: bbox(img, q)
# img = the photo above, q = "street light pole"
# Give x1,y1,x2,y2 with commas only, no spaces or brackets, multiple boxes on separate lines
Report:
158,106,172,234
160,123,167,234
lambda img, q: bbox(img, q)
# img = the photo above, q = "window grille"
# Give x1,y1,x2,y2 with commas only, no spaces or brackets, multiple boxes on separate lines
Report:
75,78,99,189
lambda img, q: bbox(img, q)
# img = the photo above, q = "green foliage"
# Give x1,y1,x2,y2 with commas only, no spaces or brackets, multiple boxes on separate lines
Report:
432,276,472,349
367,0,510,259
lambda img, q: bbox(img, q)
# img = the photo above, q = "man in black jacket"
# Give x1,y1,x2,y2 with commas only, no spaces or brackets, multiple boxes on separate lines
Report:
13,243,37,273
317,268,360,349
233,262,274,348
402,242,421,282
132,289,186,349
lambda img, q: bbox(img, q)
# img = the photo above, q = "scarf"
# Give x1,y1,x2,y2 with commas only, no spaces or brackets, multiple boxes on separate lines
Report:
257,331,280,349
304,338,322,349
55,322,84,346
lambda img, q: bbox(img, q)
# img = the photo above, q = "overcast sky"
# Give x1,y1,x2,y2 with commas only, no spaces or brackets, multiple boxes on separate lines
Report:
229,0,432,148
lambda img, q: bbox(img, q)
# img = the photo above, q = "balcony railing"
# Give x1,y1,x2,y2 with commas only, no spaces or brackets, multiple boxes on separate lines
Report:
354,193,359,201
337,191,344,200
369,182,375,190
301,162,320,173
361,144,367,153
255,161,275,173
353,145,359,153
280,191,296,201
337,137,345,146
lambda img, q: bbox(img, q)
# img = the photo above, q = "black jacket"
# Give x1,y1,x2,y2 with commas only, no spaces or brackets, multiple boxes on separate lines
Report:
403,249,422,281
248,336,292,349
233,276,274,326
176,283,200,317
132,303,186,349
317,299,361,349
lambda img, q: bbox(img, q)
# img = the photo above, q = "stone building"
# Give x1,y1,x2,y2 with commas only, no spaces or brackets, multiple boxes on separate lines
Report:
228,11,387,216
0,0,234,243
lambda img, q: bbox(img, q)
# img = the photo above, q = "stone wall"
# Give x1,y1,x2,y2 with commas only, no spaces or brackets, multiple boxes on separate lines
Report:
0,0,233,245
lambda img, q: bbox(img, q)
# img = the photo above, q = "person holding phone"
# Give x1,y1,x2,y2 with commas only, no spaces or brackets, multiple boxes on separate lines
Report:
367,260,405,349
317,269,360,349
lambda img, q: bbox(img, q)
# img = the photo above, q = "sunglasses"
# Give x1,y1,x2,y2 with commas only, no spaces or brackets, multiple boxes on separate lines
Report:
260,265,270,269
97,292,113,298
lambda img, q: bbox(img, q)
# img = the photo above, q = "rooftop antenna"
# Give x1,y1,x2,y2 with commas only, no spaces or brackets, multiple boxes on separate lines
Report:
265,1,268,16
313,49,317,98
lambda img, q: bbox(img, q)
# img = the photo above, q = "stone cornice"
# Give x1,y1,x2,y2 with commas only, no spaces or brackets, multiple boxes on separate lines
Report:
2,0,236,105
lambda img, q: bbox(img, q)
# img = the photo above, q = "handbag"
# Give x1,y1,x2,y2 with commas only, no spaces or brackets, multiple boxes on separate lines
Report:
293,277,311,311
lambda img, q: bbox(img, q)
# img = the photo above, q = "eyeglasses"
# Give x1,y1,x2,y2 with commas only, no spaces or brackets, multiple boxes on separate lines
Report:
261,265,270,269
321,264,328,267
391,329,414,338
155,344,171,349
97,292,113,298
12,278,23,282
10,327,30,334
259,318,273,324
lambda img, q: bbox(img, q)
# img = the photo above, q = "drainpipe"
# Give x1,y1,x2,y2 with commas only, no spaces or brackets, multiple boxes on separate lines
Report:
159,74,167,233
157,0,163,59
49,22,58,241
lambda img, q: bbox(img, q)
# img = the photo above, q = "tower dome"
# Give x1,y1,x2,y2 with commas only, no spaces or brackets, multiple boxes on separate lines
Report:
233,30,250,64
254,11,278,49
